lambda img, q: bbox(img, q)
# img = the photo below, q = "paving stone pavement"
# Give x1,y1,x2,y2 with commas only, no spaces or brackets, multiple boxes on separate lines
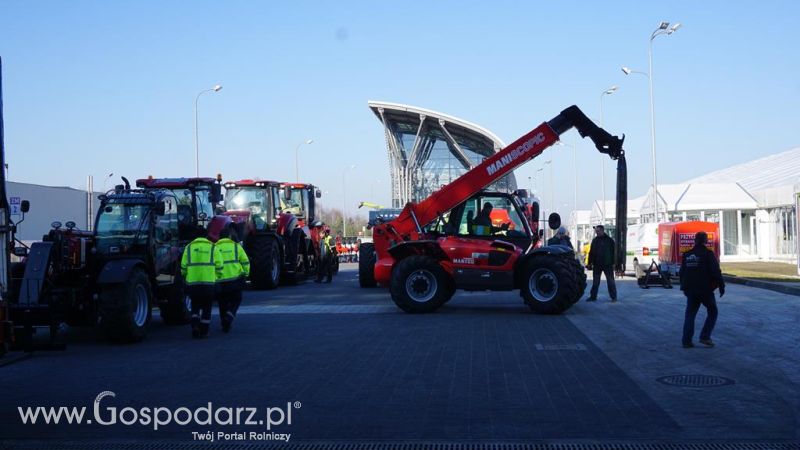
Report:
0,265,797,444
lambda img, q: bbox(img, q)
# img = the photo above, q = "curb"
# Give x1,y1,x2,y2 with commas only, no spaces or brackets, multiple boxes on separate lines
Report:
723,275,800,297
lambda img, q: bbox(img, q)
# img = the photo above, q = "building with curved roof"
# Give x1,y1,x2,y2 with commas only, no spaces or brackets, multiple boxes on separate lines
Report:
368,101,516,207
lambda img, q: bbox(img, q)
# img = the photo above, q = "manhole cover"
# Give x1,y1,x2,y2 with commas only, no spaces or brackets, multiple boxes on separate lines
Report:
657,374,735,387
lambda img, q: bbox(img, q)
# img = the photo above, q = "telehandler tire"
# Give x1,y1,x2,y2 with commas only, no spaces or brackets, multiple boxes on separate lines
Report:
390,256,452,313
358,243,377,287
98,268,151,342
521,254,584,314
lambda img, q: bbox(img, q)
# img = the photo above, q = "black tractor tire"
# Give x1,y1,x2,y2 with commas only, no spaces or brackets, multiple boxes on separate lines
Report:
248,235,281,290
358,243,377,287
390,255,452,313
520,254,584,314
161,274,192,325
98,268,152,343
573,257,587,303
8,262,25,304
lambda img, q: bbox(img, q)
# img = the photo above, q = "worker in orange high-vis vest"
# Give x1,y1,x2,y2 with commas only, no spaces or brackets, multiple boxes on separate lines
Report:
213,227,250,333
181,231,224,338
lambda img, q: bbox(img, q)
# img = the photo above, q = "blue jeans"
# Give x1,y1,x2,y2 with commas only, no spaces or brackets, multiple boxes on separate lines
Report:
682,292,718,345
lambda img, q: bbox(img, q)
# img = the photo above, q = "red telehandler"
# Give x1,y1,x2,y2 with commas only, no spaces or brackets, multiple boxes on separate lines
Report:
358,105,627,314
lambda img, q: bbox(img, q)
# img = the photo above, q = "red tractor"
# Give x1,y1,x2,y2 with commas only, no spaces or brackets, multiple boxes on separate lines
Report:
223,180,323,289
359,105,627,314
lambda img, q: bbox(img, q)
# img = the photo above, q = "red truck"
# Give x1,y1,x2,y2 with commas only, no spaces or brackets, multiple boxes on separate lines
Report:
658,221,721,278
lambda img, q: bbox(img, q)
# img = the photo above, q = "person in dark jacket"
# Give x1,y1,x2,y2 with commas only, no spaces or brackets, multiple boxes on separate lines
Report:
547,226,573,248
587,225,617,302
680,231,725,348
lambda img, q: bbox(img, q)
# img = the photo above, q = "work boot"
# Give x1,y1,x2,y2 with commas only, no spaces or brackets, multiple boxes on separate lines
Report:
222,313,234,333
682,342,694,348
699,339,715,347
610,298,618,303
586,297,597,302
191,326,202,339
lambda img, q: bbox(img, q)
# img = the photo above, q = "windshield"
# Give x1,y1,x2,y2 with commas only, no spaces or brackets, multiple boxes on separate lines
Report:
279,187,305,216
95,203,150,252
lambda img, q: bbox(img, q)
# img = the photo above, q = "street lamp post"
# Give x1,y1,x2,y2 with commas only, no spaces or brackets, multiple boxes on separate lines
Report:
599,85,618,224
294,139,314,182
342,164,356,237
623,21,681,222
194,84,222,177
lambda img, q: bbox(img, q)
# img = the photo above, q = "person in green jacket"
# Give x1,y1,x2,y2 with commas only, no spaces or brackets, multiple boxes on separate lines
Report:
315,226,335,283
214,227,250,333
181,232,224,338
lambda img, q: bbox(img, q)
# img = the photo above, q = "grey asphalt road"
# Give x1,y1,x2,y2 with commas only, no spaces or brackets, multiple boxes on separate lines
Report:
1,263,798,447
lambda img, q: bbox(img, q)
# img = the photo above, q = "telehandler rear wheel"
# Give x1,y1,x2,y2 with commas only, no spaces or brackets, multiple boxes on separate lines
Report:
390,256,452,313
521,254,583,314
99,268,151,342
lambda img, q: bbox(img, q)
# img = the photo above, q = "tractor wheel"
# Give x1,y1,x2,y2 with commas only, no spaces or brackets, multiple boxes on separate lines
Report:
161,274,192,325
98,268,151,343
520,254,584,314
390,256,452,313
573,257,587,303
358,243,377,287
248,235,281,290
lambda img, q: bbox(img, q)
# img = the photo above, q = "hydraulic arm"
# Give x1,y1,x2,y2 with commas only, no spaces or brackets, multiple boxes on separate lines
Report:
374,105,626,252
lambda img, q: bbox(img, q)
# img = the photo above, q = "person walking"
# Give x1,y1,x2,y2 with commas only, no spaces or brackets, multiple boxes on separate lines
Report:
316,226,335,283
181,231,224,338
680,231,725,348
213,227,250,333
587,225,617,302
547,226,573,248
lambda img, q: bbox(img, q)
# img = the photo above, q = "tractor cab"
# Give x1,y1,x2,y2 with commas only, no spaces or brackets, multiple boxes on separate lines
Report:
279,183,321,226
223,179,283,232
424,191,538,251
135,176,223,242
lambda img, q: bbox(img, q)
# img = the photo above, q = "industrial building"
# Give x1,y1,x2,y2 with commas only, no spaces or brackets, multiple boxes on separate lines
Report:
572,146,800,263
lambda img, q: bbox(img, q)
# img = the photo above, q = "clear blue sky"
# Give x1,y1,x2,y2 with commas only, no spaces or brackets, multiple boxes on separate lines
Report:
1,1,798,218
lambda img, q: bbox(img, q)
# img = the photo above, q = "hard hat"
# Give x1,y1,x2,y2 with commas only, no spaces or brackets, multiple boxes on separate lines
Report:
557,226,567,235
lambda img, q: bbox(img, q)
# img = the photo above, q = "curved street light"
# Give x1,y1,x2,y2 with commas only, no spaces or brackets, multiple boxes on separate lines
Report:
598,85,617,223
194,84,223,177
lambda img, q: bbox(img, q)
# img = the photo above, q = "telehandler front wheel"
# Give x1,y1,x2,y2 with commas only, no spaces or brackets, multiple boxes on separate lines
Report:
520,254,583,314
390,256,452,313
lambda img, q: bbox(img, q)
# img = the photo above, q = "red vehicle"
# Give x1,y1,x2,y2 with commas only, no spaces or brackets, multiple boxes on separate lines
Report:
359,105,627,314
223,179,323,289
658,221,721,278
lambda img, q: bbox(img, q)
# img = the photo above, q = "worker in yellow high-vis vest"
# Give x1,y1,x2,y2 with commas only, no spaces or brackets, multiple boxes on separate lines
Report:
181,232,224,338
214,227,250,333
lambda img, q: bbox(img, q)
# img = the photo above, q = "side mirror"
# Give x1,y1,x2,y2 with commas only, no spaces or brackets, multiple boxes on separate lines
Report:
548,213,561,230
21,200,30,213
154,202,166,216
210,184,223,203
538,229,544,238
284,188,292,200
13,246,28,257
315,189,322,199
